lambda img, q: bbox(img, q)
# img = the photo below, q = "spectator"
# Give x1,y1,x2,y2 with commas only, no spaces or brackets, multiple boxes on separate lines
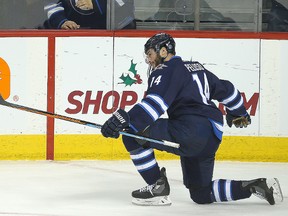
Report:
267,0,288,32
44,0,106,29
44,0,136,30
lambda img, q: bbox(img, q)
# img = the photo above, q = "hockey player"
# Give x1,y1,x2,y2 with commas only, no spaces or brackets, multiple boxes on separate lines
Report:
101,33,283,206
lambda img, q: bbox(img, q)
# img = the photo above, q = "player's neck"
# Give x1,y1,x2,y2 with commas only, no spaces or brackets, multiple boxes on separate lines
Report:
163,54,174,62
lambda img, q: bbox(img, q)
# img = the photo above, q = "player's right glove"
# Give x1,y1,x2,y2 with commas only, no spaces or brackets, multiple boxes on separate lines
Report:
101,109,130,138
226,112,251,128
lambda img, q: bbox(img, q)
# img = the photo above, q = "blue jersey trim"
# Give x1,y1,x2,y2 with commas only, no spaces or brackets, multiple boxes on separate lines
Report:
94,0,103,14
146,94,168,112
129,123,138,133
208,118,223,140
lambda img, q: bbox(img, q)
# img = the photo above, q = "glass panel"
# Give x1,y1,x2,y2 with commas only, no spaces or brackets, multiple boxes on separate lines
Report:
1,0,287,32
133,0,262,32
0,0,47,29
134,0,195,30
199,0,259,31
109,0,136,30
264,0,288,32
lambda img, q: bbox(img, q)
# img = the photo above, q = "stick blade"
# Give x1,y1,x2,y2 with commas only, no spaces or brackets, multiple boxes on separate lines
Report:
0,94,9,106
0,94,4,102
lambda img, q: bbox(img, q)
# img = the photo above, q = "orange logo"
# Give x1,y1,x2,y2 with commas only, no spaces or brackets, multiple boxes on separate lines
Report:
0,57,10,100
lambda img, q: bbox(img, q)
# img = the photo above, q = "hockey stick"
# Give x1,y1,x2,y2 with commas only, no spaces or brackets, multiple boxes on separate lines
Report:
0,95,180,148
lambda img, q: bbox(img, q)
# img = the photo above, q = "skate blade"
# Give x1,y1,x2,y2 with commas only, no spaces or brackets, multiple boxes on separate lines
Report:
267,178,284,203
132,195,172,206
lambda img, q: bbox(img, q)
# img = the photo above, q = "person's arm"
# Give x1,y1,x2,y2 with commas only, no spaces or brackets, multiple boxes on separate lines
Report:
45,1,68,29
208,73,246,115
206,70,251,128
128,60,187,132
46,1,82,29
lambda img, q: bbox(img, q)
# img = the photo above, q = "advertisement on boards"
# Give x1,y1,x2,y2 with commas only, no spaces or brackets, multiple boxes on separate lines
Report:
54,37,259,136
260,40,288,136
54,37,115,134
0,38,48,134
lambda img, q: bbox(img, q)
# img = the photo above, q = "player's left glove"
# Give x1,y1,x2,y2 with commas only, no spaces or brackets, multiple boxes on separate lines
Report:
226,112,251,128
101,109,130,138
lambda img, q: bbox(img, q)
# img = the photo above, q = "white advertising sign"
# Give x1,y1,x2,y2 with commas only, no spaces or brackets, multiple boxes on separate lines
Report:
1,36,287,137
0,38,47,134
260,40,288,136
54,37,114,134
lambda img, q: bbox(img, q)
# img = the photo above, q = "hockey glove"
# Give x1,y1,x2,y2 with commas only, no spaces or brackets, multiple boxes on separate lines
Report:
101,109,130,138
226,113,251,128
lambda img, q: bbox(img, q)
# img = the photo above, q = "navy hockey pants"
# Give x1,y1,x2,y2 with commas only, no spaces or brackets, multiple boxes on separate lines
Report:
123,115,221,203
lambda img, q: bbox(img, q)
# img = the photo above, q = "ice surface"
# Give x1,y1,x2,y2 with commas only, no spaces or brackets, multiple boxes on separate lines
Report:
0,160,287,216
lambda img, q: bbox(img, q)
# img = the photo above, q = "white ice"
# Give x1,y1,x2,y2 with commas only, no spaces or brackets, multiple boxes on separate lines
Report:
0,160,287,216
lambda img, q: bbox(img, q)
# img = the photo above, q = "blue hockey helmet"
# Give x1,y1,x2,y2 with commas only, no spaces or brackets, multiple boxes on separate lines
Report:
144,33,176,55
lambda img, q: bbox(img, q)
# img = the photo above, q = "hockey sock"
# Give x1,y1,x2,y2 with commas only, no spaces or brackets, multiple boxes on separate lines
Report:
129,147,161,185
211,179,252,202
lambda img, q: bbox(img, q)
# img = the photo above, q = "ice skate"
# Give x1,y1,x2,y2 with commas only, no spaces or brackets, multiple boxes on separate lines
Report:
242,178,283,205
132,167,172,206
